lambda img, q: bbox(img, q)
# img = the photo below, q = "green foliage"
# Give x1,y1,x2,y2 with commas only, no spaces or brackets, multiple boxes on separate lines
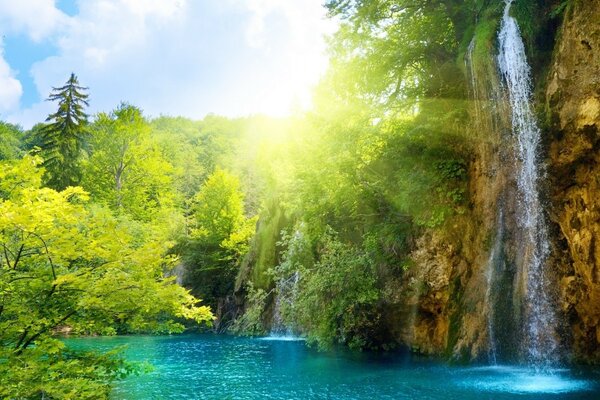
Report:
0,121,23,160
184,169,257,307
236,200,288,292
266,225,314,332
469,7,502,64
324,0,464,105
83,103,175,221
0,156,213,398
228,282,268,336
190,169,255,252
292,229,379,350
0,344,141,399
511,0,538,51
37,73,89,190
235,0,472,348
150,116,208,201
549,1,569,19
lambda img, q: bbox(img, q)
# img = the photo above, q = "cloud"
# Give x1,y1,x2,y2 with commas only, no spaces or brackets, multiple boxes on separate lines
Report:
2,0,337,128
0,45,22,113
0,0,68,41
240,0,336,50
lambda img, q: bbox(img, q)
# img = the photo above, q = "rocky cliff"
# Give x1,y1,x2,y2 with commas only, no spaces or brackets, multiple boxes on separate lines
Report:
394,0,600,363
547,0,600,363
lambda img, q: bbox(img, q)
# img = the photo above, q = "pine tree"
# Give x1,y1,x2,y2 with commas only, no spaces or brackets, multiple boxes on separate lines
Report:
39,73,89,190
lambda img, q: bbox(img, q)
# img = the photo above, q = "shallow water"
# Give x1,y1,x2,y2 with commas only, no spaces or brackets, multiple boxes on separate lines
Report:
67,334,600,399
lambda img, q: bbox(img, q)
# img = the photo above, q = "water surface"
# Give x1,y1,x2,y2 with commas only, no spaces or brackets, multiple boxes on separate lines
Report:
67,334,600,399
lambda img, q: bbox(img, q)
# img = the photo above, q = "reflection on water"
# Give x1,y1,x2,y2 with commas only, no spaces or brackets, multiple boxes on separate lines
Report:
66,335,600,400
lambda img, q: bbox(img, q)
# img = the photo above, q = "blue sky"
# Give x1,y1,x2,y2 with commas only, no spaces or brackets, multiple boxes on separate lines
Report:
0,0,337,128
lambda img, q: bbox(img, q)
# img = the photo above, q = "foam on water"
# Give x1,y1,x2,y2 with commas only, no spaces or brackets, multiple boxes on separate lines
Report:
459,366,592,394
259,335,305,342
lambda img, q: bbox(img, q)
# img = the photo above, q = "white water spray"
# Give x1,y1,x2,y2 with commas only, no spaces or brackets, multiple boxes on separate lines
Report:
271,271,300,337
497,0,558,364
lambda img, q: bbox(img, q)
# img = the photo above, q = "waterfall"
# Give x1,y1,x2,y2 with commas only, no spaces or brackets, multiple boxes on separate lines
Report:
497,0,559,365
271,270,300,336
466,27,508,364
466,38,480,122
484,210,504,364
405,267,426,351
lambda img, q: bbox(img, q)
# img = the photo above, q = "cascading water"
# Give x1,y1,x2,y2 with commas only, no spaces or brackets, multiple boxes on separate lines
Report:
497,0,559,365
465,25,510,365
466,38,480,122
484,210,504,365
271,270,300,336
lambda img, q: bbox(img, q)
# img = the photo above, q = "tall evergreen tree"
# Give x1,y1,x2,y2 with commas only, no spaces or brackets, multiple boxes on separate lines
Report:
39,73,89,190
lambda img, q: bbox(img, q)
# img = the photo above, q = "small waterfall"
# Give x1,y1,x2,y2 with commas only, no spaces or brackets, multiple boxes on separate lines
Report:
497,0,559,365
271,271,300,336
484,210,504,364
405,267,426,351
466,28,510,364
465,38,483,126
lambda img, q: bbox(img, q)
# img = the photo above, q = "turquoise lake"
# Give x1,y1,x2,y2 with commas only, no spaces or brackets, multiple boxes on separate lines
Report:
67,334,600,399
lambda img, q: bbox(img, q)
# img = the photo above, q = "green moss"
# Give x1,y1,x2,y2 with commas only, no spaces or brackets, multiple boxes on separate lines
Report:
472,13,501,63
512,0,538,52
456,2,502,67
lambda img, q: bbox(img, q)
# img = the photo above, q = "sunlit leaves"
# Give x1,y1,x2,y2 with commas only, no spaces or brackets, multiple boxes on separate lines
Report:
0,121,23,161
83,103,175,221
0,156,213,398
190,169,257,257
325,0,461,108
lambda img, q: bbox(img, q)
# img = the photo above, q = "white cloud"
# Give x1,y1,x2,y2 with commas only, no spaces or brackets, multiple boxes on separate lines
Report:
4,100,53,128
3,0,338,128
0,45,22,113
0,0,68,41
238,0,337,110
119,0,186,18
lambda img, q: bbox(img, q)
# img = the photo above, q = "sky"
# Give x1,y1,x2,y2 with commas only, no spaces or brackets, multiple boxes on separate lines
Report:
0,0,337,129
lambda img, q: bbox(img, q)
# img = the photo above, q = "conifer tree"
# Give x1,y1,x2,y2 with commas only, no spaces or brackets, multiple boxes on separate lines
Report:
39,73,89,190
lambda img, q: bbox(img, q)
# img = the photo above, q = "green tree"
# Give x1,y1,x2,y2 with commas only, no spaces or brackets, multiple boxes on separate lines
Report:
184,169,256,309
83,103,174,221
0,121,23,161
38,73,90,190
150,116,207,201
191,169,255,251
0,155,213,399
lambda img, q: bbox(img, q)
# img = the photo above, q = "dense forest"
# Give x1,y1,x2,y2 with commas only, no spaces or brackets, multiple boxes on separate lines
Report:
2,0,600,398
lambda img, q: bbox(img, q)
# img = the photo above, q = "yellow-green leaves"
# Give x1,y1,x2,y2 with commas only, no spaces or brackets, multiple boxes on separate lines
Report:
0,156,213,398
190,169,256,257
0,154,44,199
82,103,175,221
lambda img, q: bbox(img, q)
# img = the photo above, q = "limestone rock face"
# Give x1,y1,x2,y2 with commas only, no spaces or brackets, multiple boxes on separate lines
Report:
407,233,454,355
547,0,600,362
